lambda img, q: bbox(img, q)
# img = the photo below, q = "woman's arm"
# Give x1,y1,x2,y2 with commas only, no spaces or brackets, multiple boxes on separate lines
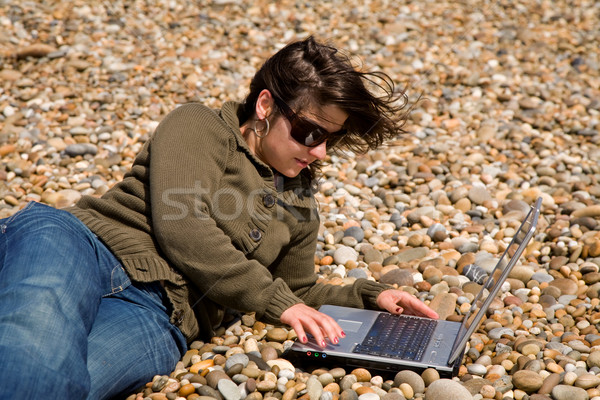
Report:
273,217,438,345
148,104,304,322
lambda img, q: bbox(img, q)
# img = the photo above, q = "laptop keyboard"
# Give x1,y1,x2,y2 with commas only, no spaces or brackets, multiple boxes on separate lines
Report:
352,313,436,361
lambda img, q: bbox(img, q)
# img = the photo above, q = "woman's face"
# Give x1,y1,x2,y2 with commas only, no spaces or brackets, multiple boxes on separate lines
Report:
249,95,348,178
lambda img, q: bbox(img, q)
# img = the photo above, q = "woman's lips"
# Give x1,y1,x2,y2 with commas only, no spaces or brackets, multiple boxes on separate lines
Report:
295,158,309,168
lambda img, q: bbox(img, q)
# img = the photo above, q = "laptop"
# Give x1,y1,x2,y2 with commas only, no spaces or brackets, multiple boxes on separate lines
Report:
286,197,542,377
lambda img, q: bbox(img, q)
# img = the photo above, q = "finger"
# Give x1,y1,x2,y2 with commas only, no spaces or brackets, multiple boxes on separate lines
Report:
379,294,404,314
290,319,309,343
307,310,342,346
319,313,344,345
404,296,439,319
304,319,327,347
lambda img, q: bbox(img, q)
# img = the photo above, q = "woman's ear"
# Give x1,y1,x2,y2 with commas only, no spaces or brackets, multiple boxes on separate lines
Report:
255,89,274,119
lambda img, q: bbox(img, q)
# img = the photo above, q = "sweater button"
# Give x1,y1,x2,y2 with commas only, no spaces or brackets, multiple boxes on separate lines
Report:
263,194,276,208
249,228,262,242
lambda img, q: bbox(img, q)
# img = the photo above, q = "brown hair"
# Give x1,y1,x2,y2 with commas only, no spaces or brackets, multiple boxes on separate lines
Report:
239,36,410,178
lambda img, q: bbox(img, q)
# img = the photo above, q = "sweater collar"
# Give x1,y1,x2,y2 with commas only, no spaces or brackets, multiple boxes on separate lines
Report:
220,101,272,175
219,101,316,208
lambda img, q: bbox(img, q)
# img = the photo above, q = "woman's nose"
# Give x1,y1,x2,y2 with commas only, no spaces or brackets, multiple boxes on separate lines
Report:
308,141,327,161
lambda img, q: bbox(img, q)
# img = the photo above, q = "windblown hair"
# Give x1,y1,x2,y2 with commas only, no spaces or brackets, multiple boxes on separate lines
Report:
239,36,410,178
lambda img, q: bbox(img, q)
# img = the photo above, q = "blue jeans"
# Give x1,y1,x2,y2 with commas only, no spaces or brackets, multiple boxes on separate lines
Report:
0,202,187,399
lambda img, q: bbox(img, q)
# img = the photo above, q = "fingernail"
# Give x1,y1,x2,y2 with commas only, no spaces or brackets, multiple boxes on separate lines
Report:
333,337,339,344
301,336,308,343
320,340,326,347
341,331,346,338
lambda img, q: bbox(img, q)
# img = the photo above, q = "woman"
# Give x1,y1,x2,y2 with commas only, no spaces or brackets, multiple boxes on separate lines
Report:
0,37,438,399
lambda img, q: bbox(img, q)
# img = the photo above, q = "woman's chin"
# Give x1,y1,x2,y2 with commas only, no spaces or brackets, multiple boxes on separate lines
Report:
280,169,302,178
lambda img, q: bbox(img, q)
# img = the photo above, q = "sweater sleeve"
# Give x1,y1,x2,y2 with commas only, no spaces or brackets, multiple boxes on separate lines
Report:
269,216,390,316
149,104,304,322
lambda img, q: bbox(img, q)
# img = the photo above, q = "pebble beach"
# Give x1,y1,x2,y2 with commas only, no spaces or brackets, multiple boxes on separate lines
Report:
1,1,600,400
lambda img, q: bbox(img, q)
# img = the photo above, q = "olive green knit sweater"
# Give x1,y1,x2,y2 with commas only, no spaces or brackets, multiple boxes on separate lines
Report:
68,101,387,342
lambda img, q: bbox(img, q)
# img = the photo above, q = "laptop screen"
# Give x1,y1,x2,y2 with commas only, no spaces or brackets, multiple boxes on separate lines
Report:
448,197,542,363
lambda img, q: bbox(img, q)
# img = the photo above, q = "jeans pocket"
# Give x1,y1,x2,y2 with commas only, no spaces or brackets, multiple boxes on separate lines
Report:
105,264,132,297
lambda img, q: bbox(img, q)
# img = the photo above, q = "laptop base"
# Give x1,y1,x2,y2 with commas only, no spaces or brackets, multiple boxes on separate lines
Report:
285,347,462,379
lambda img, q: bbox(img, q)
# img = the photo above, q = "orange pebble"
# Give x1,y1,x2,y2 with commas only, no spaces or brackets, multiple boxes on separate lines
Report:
179,383,196,397
320,256,333,265
355,387,375,395
323,383,340,394
189,359,214,374
342,220,361,230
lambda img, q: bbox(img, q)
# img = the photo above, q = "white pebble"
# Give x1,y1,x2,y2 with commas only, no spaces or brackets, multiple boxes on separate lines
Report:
3,105,16,117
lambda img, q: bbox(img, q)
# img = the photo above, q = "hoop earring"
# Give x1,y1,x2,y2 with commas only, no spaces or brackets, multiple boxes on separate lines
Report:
252,118,270,138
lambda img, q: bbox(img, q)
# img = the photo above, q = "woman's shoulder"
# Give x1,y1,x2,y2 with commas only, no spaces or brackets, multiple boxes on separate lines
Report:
153,103,236,147
161,103,225,127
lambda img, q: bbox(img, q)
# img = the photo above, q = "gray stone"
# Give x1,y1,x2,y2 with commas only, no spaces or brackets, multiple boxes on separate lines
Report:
344,226,365,242
340,374,358,391
424,379,473,400
586,350,600,368
218,379,242,400
358,394,379,400
247,353,270,371
320,392,334,400
212,345,231,354
468,186,492,205
225,354,249,371
382,393,405,400
551,385,590,400
198,385,223,400
383,255,400,266
456,241,479,254
574,373,600,389
558,294,578,305
531,272,554,283
330,367,346,380
396,247,429,263
380,269,414,286
206,370,232,389
318,373,335,386
426,223,446,239
334,246,359,265
340,389,359,400
488,327,515,340
64,143,98,157
407,206,436,225
306,376,323,400
510,266,535,283
462,264,488,284
347,268,368,279
466,363,487,376
393,370,425,394
503,199,531,216
363,248,383,264
462,378,492,396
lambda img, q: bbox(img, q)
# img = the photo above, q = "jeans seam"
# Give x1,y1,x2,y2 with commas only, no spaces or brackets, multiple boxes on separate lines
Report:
3,202,87,240
1,202,36,270
1,201,36,228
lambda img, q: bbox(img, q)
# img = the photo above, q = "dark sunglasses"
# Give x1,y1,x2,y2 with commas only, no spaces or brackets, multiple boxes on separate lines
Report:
272,96,347,147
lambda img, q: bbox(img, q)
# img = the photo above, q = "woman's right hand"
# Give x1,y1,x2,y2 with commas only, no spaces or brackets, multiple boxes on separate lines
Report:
280,303,345,348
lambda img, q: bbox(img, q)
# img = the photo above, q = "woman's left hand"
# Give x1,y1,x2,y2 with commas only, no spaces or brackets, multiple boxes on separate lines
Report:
376,289,439,319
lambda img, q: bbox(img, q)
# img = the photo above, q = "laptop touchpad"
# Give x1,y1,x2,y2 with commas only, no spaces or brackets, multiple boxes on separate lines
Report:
338,319,362,332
